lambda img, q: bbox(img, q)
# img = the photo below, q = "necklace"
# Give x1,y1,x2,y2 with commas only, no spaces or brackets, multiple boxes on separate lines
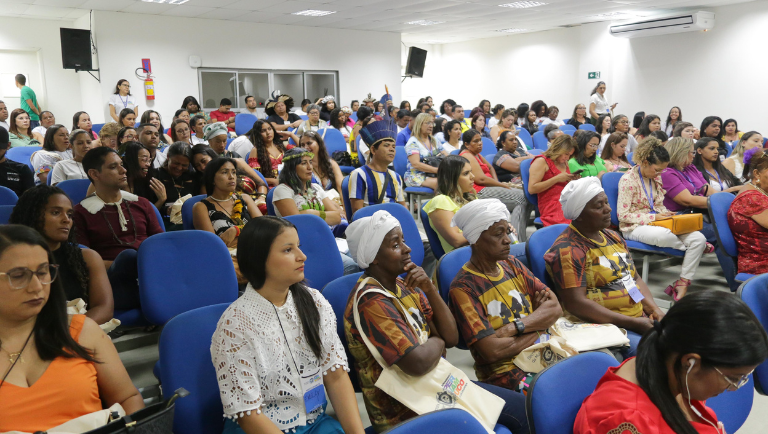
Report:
468,259,517,313
209,194,233,203
0,329,34,390
100,201,138,245
750,182,768,197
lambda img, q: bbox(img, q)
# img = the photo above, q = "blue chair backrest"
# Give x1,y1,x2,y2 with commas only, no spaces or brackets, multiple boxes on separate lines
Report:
602,172,623,227
285,214,344,289
6,146,41,171
520,158,538,209
739,273,768,395
0,205,14,224
525,224,568,287
341,176,353,221
225,137,233,149
152,204,166,232
420,201,446,260
560,125,576,133
322,128,348,156
57,179,91,205
387,409,489,434
47,168,53,185
394,146,408,179
516,128,533,149
481,137,496,155
91,123,105,135
562,118,570,124
528,149,543,156
266,188,276,216
579,123,596,132
436,246,471,305
450,149,460,156
627,152,635,166
708,192,738,258
159,303,230,434
352,203,424,267
532,131,548,151
320,272,364,392
235,113,257,136
300,115,309,120
350,112,358,122
707,373,755,434
527,352,620,434
138,231,238,325
0,186,18,206
182,194,206,230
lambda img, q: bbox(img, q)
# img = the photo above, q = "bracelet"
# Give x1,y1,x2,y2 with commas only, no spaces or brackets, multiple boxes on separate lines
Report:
319,210,326,220
235,226,241,237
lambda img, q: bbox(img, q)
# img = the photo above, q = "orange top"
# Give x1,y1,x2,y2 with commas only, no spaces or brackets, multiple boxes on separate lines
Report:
0,314,101,432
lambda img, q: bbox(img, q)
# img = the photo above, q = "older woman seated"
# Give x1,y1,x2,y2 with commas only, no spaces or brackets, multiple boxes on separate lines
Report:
568,131,609,179
450,199,561,432
618,137,712,301
492,130,534,184
728,148,768,275
544,177,664,357
528,134,579,226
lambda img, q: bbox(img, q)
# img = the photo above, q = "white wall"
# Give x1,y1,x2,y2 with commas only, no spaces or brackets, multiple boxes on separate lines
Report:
403,1,768,132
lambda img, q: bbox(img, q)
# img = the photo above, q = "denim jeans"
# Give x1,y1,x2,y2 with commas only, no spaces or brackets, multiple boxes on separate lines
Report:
619,330,643,359
107,249,141,310
472,381,529,434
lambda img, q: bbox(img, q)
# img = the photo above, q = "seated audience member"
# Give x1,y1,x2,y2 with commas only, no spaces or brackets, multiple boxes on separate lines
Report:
531,100,549,124
155,142,197,216
117,126,137,146
120,141,165,210
724,131,763,181
295,98,311,116
439,98,456,121
632,112,645,132
0,225,143,432
395,109,416,147
118,108,137,129
329,107,353,140
211,217,365,434
299,131,343,200
634,114,661,141
488,104,505,129
452,104,469,131
169,119,192,145
400,100,411,111
9,108,43,147
692,138,742,193
543,123,562,144
567,104,590,128
72,111,98,141
181,95,209,122
539,106,563,127
661,106,682,136
348,123,405,214
443,120,462,151
699,116,727,159
351,100,360,112
31,124,71,185
239,120,291,186
395,109,411,134
728,148,768,275
73,147,164,311
363,93,377,110
0,100,7,130
204,122,241,159
295,104,328,136
520,109,539,136
515,103,529,126
190,115,208,145
173,109,190,125
350,106,375,160
599,114,638,154
137,122,165,169
618,138,712,301
600,132,632,171
721,118,742,146
490,109,518,144
344,211,460,433
596,114,612,139
266,92,302,131
95,122,119,150
240,95,259,116
545,177,664,357
672,121,697,140
193,157,261,247
528,134,579,226
424,155,477,253
32,110,55,137
569,130,609,178
649,130,668,145
575,291,767,434
271,148,356,272
51,130,94,185
461,129,528,241
140,110,172,147
450,200,561,430
0,126,34,198
190,145,267,205
404,113,450,190
208,98,236,134
319,95,336,122
493,130,534,183
10,185,114,324
471,112,490,139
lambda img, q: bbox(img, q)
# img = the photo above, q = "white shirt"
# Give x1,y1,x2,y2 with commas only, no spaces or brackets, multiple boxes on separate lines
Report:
152,151,166,169
51,159,87,185
0,121,9,131
31,149,72,184
488,117,500,129
228,136,254,159
109,94,137,114
590,93,611,115
599,132,638,154
32,126,48,137
272,184,327,218
328,125,352,140
539,118,564,127
191,135,208,146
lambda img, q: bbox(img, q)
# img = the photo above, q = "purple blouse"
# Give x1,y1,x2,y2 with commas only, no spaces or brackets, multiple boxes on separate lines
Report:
660,165,707,212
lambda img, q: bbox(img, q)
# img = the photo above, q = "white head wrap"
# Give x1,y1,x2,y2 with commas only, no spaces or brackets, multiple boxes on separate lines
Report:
559,177,604,220
451,199,509,245
203,122,228,141
346,210,401,269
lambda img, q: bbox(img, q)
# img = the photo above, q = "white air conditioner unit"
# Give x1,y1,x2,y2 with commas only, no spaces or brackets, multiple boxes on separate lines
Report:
609,11,714,38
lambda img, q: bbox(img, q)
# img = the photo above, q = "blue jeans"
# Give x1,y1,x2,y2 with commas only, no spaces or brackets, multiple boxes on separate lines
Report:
342,252,360,275
699,220,737,291
29,120,39,129
620,330,643,359
107,249,140,310
223,412,343,434
472,381,529,434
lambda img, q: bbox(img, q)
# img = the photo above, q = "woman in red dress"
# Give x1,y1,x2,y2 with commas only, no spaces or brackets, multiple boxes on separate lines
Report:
528,134,579,226
728,148,768,274
575,291,767,434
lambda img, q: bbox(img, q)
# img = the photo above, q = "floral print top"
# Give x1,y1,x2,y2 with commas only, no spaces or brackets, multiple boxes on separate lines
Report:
617,166,671,233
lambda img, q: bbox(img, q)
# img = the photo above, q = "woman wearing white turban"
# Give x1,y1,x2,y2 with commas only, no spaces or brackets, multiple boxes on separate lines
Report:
543,177,664,358
343,210,459,432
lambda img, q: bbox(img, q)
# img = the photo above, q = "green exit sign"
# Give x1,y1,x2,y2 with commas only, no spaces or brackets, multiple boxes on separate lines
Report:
588,71,601,79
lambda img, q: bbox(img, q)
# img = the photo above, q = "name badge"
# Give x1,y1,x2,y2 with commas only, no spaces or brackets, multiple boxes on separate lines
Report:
622,274,644,303
535,333,550,344
301,368,327,413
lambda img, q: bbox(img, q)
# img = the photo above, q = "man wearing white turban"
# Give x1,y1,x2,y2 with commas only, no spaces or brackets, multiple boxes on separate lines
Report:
544,176,664,358
343,211,459,433
450,199,561,434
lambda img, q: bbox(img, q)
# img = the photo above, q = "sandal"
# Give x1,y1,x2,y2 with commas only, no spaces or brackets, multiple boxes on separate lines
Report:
664,277,691,302
704,242,716,254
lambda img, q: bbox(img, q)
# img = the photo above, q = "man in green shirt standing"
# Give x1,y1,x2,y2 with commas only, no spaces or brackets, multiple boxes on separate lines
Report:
15,74,41,129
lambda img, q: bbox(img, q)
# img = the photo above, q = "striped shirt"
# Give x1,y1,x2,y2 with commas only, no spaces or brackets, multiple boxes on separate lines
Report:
349,165,405,206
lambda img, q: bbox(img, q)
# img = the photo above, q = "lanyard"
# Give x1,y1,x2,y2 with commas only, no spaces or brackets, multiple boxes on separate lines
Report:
119,95,129,109
705,169,723,190
679,168,696,188
640,175,656,214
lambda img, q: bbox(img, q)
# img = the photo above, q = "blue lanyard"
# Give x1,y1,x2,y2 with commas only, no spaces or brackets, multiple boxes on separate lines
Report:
705,169,723,190
119,95,129,109
640,175,656,214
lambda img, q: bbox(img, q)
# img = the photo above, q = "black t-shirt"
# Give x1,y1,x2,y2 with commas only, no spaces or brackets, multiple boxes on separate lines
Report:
267,113,301,126
156,167,199,214
0,158,34,198
567,118,590,128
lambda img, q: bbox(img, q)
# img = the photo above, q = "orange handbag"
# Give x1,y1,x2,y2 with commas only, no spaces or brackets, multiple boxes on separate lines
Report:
649,213,703,235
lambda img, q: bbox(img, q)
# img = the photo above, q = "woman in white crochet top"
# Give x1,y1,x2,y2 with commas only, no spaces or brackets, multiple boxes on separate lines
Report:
211,216,365,434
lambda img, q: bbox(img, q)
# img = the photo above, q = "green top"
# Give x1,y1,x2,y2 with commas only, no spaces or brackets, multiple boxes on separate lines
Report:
568,156,607,178
424,194,462,254
9,132,40,148
20,86,39,121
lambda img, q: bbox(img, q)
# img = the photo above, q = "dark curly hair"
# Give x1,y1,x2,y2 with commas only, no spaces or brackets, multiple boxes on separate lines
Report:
247,120,286,180
9,185,90,303
299,132,336,191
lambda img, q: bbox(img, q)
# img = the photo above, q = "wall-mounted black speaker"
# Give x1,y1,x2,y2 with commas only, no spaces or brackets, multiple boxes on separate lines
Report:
405,47,427,78
60,28,93,71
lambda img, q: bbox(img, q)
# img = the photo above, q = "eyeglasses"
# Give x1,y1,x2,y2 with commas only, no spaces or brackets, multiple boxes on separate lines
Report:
714,366,753,391
425,122,435,126
588,143,599,149
618,120,629,124
0,264,59,290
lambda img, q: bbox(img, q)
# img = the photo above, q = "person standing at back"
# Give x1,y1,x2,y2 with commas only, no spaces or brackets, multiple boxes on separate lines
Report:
15,74,41,129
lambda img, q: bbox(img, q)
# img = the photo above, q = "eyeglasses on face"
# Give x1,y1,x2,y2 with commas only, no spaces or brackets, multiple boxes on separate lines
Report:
714,366,753,391
0,264,59,290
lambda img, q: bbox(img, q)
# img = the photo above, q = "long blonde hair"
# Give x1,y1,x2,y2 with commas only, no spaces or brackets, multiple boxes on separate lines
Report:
543,134,576,161
411,113,438,148
665,137,695,170
732,131,763,161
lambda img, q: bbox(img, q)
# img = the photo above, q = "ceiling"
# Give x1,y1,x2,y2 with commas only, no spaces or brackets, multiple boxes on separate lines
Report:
0,0,755,43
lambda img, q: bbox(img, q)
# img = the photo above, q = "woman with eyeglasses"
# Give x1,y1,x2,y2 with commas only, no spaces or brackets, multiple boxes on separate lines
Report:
295,104,328,137
575,290,767,434
109,79,138,123
567,104,590,129
568,131,610,179
598,114,638,155
0,225,144,432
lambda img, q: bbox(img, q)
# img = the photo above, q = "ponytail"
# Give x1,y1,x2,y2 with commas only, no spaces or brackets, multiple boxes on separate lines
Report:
290,283,323,360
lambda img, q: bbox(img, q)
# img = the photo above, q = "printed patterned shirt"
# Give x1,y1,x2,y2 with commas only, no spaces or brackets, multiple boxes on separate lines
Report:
617,165,671,233
344,276,433,433
544,225,643,318
449,258,547,389
349,165,405,206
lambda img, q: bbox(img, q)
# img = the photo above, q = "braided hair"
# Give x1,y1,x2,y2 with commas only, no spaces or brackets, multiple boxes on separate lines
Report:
9,185,90,303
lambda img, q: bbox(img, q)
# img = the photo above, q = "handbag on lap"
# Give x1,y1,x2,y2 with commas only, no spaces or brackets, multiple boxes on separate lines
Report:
648,213,703,235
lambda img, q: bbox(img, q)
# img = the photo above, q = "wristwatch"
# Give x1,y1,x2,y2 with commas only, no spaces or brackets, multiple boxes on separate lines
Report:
513,319,525,335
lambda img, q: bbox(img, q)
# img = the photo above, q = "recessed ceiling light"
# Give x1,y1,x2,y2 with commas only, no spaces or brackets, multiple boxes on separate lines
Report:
406,20,445,26
496,28,529,33
292,10,337,16
141,0,189,4
498,1,547,8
